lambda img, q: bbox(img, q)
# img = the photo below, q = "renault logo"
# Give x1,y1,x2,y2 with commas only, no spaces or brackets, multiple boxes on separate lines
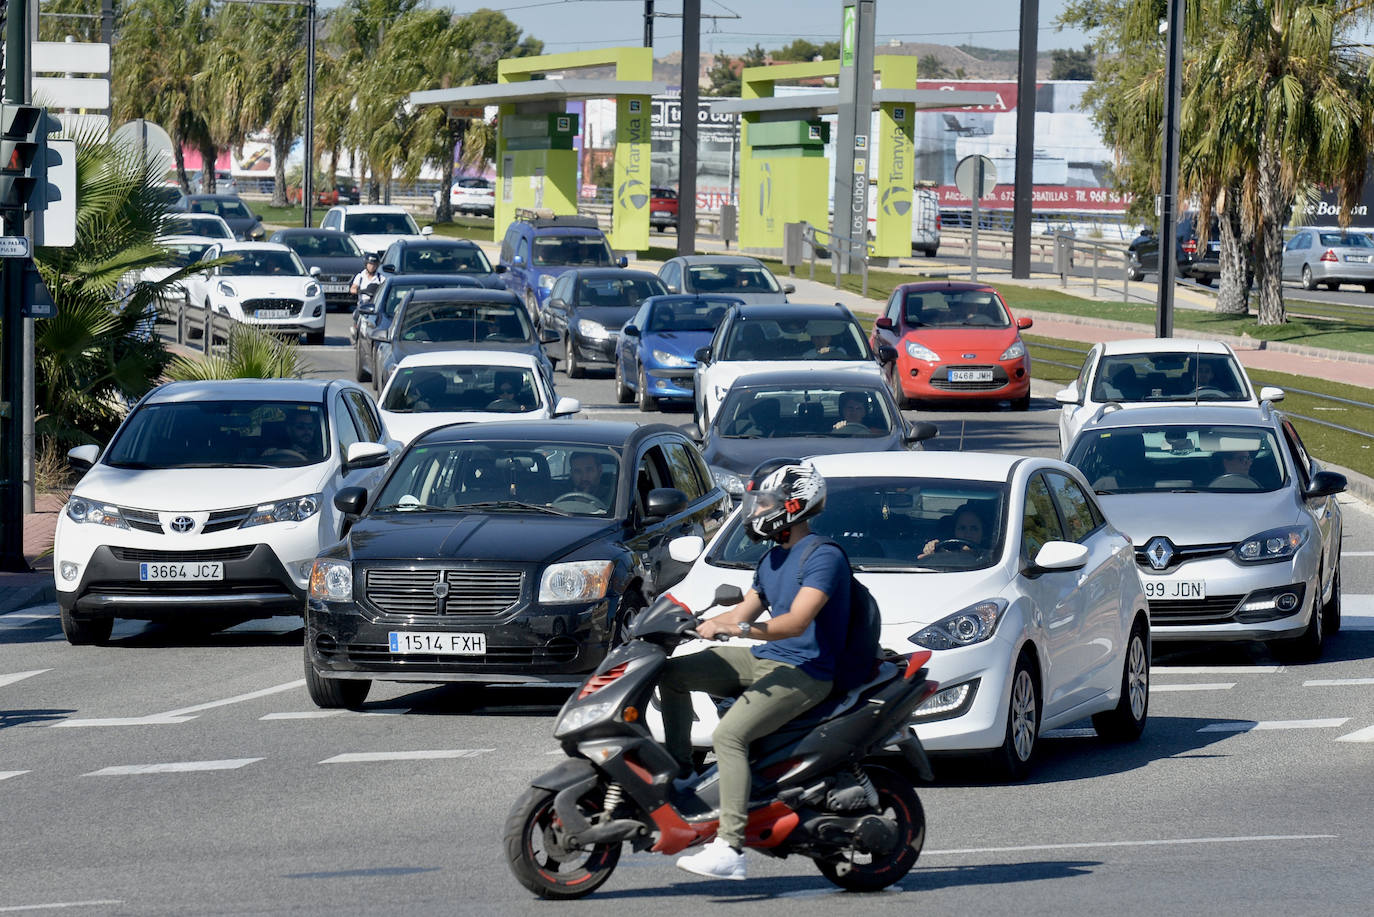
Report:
170,516,195,534
1145,536,1174,570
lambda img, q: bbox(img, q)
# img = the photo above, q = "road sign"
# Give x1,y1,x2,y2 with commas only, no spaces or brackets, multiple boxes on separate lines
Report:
0,237,31,258
33,41,112,75
111,119,174,174
955,155,998,200
22,265,56,319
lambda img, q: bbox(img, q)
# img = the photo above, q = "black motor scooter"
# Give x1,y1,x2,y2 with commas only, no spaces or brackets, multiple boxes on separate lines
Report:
505,587,940,899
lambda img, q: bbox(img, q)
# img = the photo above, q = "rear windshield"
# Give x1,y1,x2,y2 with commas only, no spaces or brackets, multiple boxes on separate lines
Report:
398,301,533,343
1091,353,1249,403
1316,232,1372,247
645,297,737,332
162,241,213,267
383,365,541,414
281,233,362,257
346,212,420,235
163,215,232,239
1066,424,1288,494
718,386,894,439
378,279,475,319
687,263,779,294
576,275,666,308
532,234,614,267
722,316,870,361
190,198,251,219
105,401,327,469
400,245,492,274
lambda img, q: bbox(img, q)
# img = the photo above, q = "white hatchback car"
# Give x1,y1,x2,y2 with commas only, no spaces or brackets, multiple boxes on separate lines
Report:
1055,338,1285,456
377,350,580,445
319,204,430,258
54,379,398,644
649,451,1150,780
183,241,328,344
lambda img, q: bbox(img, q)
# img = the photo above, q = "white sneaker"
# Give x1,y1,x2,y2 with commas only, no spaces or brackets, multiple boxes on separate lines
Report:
676,838,746,880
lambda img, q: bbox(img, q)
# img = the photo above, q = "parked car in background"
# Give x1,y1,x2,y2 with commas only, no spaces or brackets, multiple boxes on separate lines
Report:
698,369,936,499
1064,403,1344,661
351,274,481,382
649,186,679,232
650,451,1151,780
320,204,429,258
614,294,744,412
185,193,266,241
182,241,327,344
379,237,504,289
1127,210,1222,285
302,420,732,707
435,176,496,217
498,215,622,317
192,169,238,195
539,268,667,378
155,184,189,212
161,212,234,241
657,254,794,304
55,379,397,645
869,280,1033,411
269,228,366,312
1054,339,1285,455
1281,226,1374,292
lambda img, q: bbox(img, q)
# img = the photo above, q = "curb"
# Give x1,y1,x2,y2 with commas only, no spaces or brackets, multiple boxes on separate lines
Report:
0,575,57,616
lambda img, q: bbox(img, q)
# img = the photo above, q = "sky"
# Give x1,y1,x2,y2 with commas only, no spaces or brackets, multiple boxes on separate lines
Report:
432,0,1094,57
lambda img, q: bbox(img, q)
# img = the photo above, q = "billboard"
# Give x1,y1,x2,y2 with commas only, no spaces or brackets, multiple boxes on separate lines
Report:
650,94,740,210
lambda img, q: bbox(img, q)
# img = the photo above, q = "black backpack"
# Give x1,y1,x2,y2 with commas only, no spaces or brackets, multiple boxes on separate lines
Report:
794,537,882,693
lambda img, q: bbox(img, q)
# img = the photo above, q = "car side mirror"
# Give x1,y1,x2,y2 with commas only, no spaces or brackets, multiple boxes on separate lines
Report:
644,487,688,521
381,264,397,274
617,256,629,268
623,324,640,337
1023,541,1089,578
552,396,581,417
309,266,322,277
694,346,711,363
1054,387,1081,406
668,535,705,565
1305,470,1347,499
664,283,680,293
904,421,938,444
495,264,508,274
713,584,744,606
420,225,434,236
874,316,894,331
333,486,367,516
782,283,796,294
67,443,100,472
512,255,525,267
358,303,377,315
877,345,898,364
343,441,390,473
1259,386,1285,403
540,327,559,344
1016,316,1033,330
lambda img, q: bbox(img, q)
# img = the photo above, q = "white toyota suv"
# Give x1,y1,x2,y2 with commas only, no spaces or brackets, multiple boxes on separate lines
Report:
54,379,398,644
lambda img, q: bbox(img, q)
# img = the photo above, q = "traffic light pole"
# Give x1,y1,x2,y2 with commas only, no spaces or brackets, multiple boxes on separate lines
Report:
2,2,31,571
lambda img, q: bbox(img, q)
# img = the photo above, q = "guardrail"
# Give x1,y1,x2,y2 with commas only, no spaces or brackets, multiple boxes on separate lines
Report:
166,292,237,354
799,221,876,296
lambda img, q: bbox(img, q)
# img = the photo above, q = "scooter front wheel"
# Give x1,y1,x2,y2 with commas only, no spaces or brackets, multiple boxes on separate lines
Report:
505,785,621,899
813,765,925,892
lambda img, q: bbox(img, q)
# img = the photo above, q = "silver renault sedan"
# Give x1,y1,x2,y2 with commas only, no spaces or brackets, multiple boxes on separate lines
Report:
1065,403,1344,660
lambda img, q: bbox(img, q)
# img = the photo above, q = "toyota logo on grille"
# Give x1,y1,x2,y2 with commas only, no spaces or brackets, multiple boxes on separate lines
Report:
170,515,195,533
1145,536,1174,570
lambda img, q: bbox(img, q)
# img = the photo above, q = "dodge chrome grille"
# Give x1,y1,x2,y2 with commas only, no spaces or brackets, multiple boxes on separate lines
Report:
365,568,523,616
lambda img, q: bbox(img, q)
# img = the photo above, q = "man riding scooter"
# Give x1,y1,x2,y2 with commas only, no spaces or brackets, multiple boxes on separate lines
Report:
349,253,383,343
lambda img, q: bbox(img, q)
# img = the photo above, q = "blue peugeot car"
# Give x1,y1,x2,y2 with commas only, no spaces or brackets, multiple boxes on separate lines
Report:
613,294,744,411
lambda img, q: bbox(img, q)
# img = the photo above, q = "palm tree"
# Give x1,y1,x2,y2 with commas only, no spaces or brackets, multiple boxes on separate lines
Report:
163,324,307,381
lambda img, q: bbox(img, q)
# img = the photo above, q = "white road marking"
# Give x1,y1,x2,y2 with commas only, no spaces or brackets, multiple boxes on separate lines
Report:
0,610,56,620
920,833,1336,857
0,901,124,913
1335,725,1374,742
84,758,262,776
158,679,306,717
261,710,345,720
0,770,30,781
319,749,494,764
1151,682,1236,692
53,716,196,728
1340,551,1374,556
53,679,306,728
1151,665,1283,675
1341,594,1374,630
1305,677,1374,687
0,669,49,689
1198,718,1349,733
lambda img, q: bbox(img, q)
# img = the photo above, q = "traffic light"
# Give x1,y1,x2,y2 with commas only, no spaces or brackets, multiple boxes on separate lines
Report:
0,103,63,213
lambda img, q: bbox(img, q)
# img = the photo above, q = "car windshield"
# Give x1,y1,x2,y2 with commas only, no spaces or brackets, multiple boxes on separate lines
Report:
1091,353,1249,403
104,400,328,470
721,317,870,361
718,386,894,438
191,198,251,219
646,297,736,332
1317,232,1372,247
1066,424,1288,494
375,442,621,516
163,215,231,239
709,477,1008,572
282,233,362,257
383,364,541,414
576,275,666,308
400,245,492,274
347,212,420,234
219,250,305,276
397,301,532,343
161,241,213,267
901,289,1011,328
686,263,780,294
532,234,614,267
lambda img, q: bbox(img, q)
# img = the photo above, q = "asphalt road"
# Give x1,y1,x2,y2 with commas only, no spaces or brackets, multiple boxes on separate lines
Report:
4,315,1372,915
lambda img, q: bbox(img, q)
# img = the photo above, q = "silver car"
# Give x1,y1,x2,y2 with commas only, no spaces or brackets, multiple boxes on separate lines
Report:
1281,226,1374,292
1065,403,1345,660
657,254,795,305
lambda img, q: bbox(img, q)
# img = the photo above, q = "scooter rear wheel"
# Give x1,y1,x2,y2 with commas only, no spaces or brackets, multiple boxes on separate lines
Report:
813,765,925,892
505,785,621,899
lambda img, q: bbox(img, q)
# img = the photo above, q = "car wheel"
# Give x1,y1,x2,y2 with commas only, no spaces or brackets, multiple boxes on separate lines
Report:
891,368,917,411
305,329,325,346
564,334,584,378
60,605,112,646
1276,590,1324,663
1322,562,1342,634
1128,267,1144,282
304,653,371,709
1301,265,1317,290
613,592,646,647
613,357,633,403
1364,282,1374,294
354,344,371,383
1092,616,1150,742
1196,275,1213,287
924,246,938,258
1011,393,1031,411
524,290,539,323
636,365,656,412
989,651,1039,781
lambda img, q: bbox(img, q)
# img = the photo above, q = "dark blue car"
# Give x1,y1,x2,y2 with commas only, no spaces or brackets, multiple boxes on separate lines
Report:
614,294,744,411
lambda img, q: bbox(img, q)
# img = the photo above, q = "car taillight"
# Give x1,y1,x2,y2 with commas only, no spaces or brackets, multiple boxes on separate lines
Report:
1321,249,1338,262
577,662,628,699
1182,239,1197,255
935,214,941,229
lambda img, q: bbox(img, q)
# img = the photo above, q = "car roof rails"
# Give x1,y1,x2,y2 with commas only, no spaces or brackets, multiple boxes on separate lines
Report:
514,208,601,230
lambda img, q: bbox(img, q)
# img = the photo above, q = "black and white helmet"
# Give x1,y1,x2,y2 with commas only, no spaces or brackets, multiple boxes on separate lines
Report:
741,459,826,543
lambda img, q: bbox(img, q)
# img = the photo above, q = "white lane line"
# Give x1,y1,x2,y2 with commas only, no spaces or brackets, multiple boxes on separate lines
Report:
1335,725,1374,743
319,749,495,764
158,679,306,717
261,710,345,720
1151,682,1236,692
0,770,30,781
1198,718,1349,733
0,901,124,913
1305,677,1374,687
1340,551,1374,557
53,679,306,728
920,833,1337,857
84,757,263,776
53,716,196,728
0,611,56,620
1341,595,1374,630
0,669,50,689
1151,666,1283,675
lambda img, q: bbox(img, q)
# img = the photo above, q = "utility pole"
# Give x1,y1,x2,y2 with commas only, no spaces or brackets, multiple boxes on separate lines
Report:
2,1,31,571
1011,0,1038,279
677,0,699,256
101,0,114,45
832,0,875,275
643,0,654,48
1156,0,1184,338
302,0,316,228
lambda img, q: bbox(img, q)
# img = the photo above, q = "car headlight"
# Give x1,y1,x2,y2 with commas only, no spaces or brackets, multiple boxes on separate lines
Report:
652,349,691,367
217,281,238,298
577,319,609,340
1000,339,1027,360
711,467,745,496
65,496,129,529
910,598,1008,650
309,559,353,601
539,560,614,604
538,274,556,291
1234,526,1309,564
241,494,322,528
906,340,939,361
305,282,320,298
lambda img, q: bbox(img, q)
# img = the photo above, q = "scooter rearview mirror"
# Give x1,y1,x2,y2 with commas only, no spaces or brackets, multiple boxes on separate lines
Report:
713,585,744,607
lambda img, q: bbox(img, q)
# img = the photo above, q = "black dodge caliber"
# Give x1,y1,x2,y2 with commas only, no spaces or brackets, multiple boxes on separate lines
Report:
304,420,730,707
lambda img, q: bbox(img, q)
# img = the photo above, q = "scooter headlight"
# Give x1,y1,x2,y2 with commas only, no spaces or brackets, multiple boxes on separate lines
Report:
553,700,618,737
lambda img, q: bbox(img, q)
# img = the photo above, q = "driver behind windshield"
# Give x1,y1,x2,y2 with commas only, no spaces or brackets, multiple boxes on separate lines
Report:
264,409,321,463
832,391,883,436
565,452,615,509
918,502,991,560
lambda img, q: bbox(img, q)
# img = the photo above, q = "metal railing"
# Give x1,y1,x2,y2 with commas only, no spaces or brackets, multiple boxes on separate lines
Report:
1052,232,1137,302
166,292,237,354
799,221,875,297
